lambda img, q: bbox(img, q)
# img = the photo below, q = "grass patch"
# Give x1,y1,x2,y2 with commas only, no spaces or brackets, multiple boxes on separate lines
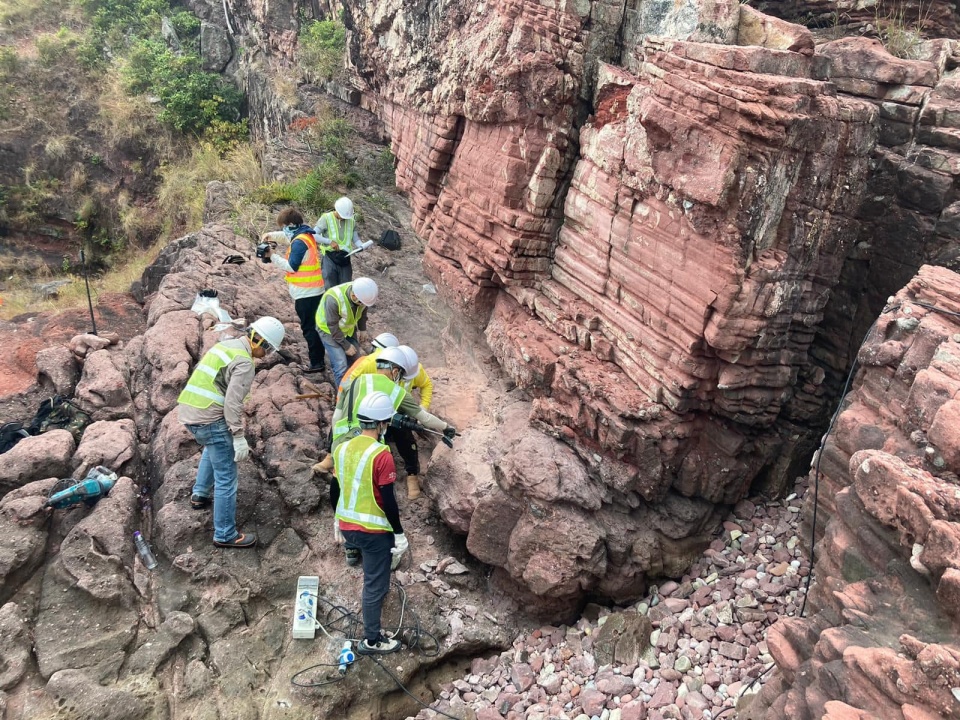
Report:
877,1,931,59
157,142,264,236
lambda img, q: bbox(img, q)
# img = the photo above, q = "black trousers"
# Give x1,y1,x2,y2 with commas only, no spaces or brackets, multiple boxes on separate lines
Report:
385,427,419,476
321,254,353,290
294,294,325,368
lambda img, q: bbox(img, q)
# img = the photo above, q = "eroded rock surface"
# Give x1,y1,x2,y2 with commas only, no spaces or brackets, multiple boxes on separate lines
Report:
744,265,960,720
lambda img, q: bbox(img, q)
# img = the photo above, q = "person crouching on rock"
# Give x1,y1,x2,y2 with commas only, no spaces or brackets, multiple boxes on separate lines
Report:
258,207,326,374
177,317,286,549
330,390,407,655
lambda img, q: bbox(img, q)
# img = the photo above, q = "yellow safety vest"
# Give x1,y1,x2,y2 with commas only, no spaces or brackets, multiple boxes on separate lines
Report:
337,348,384,401
285,233,324,288
332,374,407,442
334,434,392,531
177,343,252,409
316,283,364,337
319,212,355,255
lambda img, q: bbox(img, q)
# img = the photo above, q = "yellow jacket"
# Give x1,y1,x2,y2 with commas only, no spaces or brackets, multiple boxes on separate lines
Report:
341,353,434,409
403,365,433,410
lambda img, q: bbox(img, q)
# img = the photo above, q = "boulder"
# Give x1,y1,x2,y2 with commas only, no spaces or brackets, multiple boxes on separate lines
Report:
71,419,139,480
35,345,80,396
74,349,134,421
737,5,814,55
125,611,195,675
0,430,75,497
200,21,232,73
0,478,56,605
592,611,654,667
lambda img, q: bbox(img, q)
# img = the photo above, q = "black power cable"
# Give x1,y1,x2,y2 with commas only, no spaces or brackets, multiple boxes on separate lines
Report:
290,580,459,718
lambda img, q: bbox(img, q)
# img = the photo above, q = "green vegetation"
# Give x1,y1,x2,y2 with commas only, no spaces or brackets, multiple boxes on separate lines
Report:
298,19,346,82
877,1,930,59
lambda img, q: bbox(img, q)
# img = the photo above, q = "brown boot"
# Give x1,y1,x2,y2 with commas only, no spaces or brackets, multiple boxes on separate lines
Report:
406,474,421,500
312,454,334,475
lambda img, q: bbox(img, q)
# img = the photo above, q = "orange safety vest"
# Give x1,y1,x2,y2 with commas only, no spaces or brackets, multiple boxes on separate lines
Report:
285,233,324,288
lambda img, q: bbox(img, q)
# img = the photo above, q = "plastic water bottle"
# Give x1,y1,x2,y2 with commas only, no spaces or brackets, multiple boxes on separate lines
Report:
133,531,158,570
338,641,355,674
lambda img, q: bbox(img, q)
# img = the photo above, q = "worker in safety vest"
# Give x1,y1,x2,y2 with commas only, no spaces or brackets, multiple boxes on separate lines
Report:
330,347,454,457
338,343,434,499
258,208,325,373
330,391,407,655
177,317,285,549
314,196,366,290
313,332,401,477
336,332,400,401
390,345,434,499
316,277,379,389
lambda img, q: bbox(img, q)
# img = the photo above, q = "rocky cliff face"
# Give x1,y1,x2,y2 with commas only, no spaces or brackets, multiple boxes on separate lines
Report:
210,0,960,611
743,265,960,720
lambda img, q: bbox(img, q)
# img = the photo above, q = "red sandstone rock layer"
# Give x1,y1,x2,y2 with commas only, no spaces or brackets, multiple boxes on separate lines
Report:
744,265,960,720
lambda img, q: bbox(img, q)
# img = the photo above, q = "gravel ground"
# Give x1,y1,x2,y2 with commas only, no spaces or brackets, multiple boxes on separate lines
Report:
411,477,813,720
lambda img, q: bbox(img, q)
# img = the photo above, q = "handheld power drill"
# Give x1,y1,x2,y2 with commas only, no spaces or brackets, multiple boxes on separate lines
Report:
44,466,118,510
390,414,458,448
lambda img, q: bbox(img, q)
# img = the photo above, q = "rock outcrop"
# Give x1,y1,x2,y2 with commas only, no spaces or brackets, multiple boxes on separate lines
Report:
0,190,520,719
744,265,960,720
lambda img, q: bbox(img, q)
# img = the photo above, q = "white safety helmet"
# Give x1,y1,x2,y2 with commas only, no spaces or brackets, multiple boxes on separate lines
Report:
376,347,407,376
372,332,399,349
396,345,420,380
334,196,354,220
351,277,379,306
357,391,395,423
249,316,285,350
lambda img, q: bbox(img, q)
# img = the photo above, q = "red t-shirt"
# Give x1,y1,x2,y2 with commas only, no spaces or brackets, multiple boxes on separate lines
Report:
338,450,397,533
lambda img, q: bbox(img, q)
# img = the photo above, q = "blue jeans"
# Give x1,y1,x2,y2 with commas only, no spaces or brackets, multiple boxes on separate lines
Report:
186,419,239,544
342,530,394,642
320,333,360,389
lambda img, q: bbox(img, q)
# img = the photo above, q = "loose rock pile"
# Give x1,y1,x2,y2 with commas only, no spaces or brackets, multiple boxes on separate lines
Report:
413,481,812,720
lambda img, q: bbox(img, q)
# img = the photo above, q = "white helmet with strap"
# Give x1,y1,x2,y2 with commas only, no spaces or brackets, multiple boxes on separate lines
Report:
396,345,419,380
249,316,285,350
351,277,379,306
372,332,399,349
357,391,395,423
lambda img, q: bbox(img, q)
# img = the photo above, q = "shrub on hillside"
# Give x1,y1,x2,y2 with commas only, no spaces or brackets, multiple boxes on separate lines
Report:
298,19,346,82
122,38,244,135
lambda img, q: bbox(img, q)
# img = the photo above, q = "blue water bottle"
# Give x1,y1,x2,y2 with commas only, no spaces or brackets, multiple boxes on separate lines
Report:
338,641,355,674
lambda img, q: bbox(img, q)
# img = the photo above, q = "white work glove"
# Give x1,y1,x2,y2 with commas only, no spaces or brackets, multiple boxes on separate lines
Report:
333,519,344,545
232,436,250,462
390,533,408,570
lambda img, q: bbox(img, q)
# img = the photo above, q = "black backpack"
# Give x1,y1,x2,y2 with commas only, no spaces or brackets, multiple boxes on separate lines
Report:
0,422,31,455
378,229,401,251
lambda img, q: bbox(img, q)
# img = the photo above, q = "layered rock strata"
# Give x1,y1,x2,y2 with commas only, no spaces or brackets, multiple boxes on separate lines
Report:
744,265,960,720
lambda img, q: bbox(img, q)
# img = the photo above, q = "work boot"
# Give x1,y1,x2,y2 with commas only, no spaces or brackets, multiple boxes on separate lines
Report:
406,474,421,500
345,548,361,566
312,454,334,475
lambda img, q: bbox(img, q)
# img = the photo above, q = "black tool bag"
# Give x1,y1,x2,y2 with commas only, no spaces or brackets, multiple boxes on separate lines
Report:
378,229,401,251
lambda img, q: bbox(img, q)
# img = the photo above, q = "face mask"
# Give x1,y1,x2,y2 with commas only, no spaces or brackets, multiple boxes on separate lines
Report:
283,225,296,240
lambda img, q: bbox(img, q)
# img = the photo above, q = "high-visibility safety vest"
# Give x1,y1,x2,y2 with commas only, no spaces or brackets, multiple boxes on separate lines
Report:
319,212,355,255
334,434,392,531
177,343,252,409
337,348,384,401
316,283,365,337
332,373,407,442
285,232,324,288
